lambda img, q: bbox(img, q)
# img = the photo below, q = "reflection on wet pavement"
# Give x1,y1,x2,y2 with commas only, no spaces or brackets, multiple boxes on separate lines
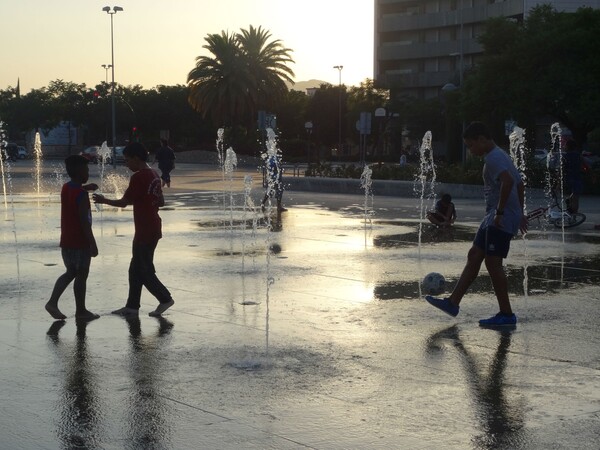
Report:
2,188,600,449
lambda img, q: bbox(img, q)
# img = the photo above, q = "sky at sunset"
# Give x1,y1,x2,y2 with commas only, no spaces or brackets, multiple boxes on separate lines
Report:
0,1,374,93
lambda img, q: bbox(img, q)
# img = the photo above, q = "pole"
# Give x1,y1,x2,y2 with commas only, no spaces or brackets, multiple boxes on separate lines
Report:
110,12,117,168
459,0,466,165
333,65,343,160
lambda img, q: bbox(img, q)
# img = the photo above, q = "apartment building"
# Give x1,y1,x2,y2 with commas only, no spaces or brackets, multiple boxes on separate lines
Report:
375,0,600,99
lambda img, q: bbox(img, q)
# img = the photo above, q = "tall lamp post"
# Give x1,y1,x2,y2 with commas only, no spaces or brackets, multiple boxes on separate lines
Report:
101,64,112,84
333,65,343,159
305,121,313,166
102,5,123,168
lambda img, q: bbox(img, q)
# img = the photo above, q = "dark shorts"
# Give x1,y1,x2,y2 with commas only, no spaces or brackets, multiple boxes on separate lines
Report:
61,248,91,272
473,225,513,258
159,165,173,183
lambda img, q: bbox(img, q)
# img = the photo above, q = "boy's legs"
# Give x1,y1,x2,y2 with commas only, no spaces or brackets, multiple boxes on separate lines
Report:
121,241,173,315
46,269,76,319
73,265,99,320
485,255,512,315
46,248,84,320
426,212,444,226
448,244,485,307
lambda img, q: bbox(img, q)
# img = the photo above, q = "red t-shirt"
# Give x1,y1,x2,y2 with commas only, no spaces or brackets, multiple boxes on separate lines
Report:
123,167,163,244
60,181,92,249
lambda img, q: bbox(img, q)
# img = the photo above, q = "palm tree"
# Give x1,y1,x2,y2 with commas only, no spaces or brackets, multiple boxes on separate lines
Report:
236,25,295,113
187,26,295,127
187,31,254,126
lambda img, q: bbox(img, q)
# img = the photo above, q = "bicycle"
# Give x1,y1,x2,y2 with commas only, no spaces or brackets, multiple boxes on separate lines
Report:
527,189,586,228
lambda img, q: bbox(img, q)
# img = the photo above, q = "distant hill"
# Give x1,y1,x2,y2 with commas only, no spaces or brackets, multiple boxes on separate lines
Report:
288,79,329,92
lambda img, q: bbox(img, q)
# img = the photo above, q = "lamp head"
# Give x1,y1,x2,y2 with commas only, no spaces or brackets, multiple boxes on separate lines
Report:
102,6,110,12
114,6,123,12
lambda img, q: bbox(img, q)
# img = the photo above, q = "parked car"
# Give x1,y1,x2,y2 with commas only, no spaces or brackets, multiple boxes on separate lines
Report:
80,146,101,163
17,146,28,159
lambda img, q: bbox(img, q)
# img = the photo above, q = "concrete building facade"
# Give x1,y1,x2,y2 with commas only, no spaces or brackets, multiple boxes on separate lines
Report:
374,0,600,99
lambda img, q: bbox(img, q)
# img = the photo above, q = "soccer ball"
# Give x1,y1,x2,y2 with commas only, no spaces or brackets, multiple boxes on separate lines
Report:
422,272,446,296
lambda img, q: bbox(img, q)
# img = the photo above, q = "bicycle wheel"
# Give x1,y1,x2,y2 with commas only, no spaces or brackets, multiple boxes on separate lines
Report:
553,213,586,228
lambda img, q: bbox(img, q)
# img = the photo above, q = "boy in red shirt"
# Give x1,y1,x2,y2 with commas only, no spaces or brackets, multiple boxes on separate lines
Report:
46,155,99,320
93,142,174,317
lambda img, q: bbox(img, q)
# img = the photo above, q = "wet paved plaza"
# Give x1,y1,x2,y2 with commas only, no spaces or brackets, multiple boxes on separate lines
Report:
1,162,600,449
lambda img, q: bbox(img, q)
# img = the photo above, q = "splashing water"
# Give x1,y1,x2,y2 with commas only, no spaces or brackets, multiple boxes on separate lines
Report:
241,174,260,308
242,175,256,273
414,131,436,254
547,122,565,242
0,120,21,287
216,128,227,213
224,147,238,249
103,172,129,197
33,132,43,195
98,141,111,192
260,128,283,358
0,121,11,212
224,147,238,175
360,165,373,220
509,126,529,309
262,128,282,214
51,163,66,193
360,165,374,246
216,128,225,167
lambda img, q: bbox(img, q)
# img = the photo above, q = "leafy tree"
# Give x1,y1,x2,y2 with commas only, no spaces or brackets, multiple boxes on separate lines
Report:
236,25,295,113
462,6,600,145
276,89,310,140
346,79,389,157
306,83,347,151
46,80,90,153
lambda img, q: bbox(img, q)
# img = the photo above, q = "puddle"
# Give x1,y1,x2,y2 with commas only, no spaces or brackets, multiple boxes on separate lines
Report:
374,254,600,300
374,225,474,249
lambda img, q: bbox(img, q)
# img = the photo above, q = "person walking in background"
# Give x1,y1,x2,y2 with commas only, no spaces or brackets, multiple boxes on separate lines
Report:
153,139,176,188
425,122,527,327
46,155,99,321
93,142,174,317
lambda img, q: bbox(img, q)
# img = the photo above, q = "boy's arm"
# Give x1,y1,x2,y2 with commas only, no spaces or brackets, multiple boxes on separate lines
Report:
78,198,98,257
83,183,98,192
494,170,514,228
92,193,130,208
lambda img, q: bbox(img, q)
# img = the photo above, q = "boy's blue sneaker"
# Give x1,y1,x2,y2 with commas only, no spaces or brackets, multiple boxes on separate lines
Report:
425,296,459,317
479,313,517,327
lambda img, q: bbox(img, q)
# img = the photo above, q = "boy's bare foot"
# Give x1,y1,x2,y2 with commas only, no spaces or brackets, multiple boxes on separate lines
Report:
149,299,174,317
111,306,139,316
45,303,67,320
75,310,100,321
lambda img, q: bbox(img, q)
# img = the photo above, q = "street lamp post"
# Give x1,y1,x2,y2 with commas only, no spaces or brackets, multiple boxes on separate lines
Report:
101,64,112,84
102,5,123,168
305,121,313,166
333,65,343,159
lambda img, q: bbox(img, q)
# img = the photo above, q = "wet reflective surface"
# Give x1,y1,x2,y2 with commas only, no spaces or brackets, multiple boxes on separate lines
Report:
1,163,600,449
